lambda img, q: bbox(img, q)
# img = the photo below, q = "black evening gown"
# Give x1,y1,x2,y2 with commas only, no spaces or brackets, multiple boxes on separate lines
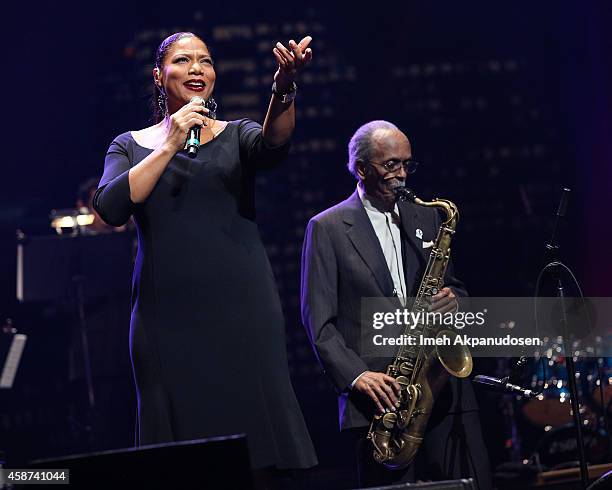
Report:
93,119,317,469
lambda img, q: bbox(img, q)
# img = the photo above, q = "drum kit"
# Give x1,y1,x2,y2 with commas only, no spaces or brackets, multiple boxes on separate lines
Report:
520,340,611,468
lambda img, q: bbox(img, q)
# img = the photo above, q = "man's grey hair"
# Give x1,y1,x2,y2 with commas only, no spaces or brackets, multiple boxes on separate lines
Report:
347,120,399,179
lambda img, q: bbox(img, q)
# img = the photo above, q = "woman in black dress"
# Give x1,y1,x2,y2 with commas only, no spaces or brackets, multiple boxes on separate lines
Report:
94,31,317,470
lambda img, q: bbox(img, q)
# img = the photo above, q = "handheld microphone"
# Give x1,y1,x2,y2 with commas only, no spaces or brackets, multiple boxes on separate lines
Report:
473,375,539,399
186,96,205,158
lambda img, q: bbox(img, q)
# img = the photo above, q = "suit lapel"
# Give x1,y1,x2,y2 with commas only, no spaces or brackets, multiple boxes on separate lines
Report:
398,201,429,262
342,191,395,296
398,202,429,295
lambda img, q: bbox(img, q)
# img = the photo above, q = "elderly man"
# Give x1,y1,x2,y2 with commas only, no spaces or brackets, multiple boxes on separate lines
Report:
301,121,491,488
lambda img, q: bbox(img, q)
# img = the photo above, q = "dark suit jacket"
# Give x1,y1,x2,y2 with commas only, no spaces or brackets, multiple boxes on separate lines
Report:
301,190,479,430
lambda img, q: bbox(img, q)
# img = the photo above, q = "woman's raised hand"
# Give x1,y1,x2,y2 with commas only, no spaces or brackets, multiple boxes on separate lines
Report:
272,36,313,92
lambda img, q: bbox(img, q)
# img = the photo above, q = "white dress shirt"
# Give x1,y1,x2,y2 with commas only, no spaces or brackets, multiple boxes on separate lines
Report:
357,185,407,305
351,185,407,388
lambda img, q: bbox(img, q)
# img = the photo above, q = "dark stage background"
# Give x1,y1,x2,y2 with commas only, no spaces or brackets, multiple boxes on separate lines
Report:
2,1,611,486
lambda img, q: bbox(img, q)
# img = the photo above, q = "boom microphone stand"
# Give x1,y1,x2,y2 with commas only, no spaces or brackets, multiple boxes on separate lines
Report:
541,188,589,489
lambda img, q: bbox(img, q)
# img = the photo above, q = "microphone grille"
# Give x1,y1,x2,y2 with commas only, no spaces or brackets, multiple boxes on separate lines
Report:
190,96,205,105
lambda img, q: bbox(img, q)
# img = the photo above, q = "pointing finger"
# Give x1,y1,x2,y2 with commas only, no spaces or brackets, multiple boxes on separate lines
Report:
275,42,294,62
289,39,303,63
272,48,286,67
297,36,312,51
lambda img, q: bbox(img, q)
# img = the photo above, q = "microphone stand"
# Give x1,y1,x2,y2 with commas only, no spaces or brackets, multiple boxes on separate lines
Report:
542,188,589,489
499,357,524,462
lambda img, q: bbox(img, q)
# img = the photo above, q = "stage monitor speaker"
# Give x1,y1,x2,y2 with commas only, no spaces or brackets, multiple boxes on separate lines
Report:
357,479,476,490
27,434,252,489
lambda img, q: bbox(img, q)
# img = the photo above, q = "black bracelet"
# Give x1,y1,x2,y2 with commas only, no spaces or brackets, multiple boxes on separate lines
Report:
272,81,297,95
271,81,297,103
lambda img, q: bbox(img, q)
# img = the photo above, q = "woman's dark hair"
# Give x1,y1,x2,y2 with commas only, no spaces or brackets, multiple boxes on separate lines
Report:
151,32,205,123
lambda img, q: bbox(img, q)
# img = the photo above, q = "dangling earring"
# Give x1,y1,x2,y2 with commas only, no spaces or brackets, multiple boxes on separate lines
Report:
158,92,167,118
205,97,217,120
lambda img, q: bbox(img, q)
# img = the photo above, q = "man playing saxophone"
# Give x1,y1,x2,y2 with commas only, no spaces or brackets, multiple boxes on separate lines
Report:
300,120,491,488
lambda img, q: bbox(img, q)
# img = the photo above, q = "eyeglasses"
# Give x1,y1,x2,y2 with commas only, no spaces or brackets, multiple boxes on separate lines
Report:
369,159,419,175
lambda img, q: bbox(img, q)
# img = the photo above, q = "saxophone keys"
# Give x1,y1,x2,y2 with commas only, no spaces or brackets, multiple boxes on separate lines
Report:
396,410,410,429
399,362,412,375
382,412,397,429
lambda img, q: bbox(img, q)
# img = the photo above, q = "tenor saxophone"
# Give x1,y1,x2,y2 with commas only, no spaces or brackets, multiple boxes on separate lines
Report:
367,187,473,470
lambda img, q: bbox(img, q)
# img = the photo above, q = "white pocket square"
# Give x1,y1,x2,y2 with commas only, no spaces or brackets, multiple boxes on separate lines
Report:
422,240,434,249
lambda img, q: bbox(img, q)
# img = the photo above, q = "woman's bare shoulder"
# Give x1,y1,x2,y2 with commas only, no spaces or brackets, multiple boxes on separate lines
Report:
131,120,229,148
131,124,164,149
